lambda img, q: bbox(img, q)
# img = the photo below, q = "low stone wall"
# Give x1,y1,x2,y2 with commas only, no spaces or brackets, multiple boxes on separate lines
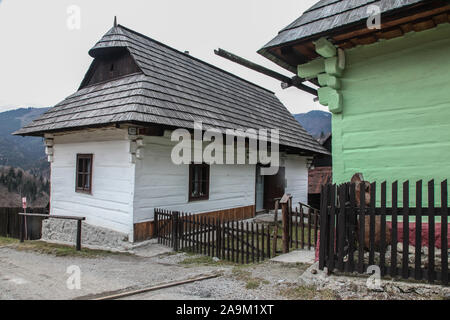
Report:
41,219,132,251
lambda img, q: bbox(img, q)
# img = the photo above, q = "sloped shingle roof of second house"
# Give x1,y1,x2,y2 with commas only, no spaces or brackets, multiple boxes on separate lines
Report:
15,25,328,155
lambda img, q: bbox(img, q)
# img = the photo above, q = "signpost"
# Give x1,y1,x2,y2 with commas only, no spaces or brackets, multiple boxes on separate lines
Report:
21,197,27,241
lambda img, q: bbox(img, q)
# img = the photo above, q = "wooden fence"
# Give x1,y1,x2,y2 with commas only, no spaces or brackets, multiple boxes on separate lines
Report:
0,207,48,240
155,199,320,264
319,180,449,286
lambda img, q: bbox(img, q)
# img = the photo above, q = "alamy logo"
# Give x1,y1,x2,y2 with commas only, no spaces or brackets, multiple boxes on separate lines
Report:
66,5,81,30
171,122,280,175
66,265,81,290
366,4,381,30
366,265,382,290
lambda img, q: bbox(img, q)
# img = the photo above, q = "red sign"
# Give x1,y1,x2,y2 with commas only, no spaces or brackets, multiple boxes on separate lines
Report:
22,197,27,209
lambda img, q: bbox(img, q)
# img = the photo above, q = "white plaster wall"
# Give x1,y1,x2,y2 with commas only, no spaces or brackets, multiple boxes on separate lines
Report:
133,136,256,223
284,155,309,209
50,128,134,237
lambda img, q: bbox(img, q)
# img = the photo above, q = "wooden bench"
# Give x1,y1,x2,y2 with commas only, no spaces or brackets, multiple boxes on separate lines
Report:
18,213,86,251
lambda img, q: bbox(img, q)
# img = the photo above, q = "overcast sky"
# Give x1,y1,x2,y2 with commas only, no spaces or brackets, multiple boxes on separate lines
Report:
0,0,326,114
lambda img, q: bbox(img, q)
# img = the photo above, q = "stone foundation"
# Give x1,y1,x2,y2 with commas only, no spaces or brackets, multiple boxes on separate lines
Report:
41,219,132,251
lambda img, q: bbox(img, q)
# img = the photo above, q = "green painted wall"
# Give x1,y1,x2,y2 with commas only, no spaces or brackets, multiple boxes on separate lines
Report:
332,23,450,206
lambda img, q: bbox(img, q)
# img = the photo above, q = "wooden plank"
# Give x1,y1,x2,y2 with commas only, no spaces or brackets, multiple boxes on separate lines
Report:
266,225,271,259
246,221,250,263
380,182,387,276
441,180,448,286
402,181,410,279
222,219,226,259
347,184,356,272
328,184,336,272
241,221,245,264
231,221,235,262
319,185,329,270
19,213,85,220
428,180,435,283
289,199,293,249
94,273,219,300
251,223,255,263
300,206,305,249
358,183,365,274
391,181,398,278
415,180,423,280
337,184,346,272
256,224,260,262
295,207,299,249
227,220,231,261
314,210,319,247
261,224,265,261
272,200,279,257
369,182,376,266
196,215,200,254
203,216,207,255
281,200,289,254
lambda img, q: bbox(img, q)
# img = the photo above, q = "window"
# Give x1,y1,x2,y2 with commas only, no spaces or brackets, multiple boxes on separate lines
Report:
76,154,93,193
189,163,210,201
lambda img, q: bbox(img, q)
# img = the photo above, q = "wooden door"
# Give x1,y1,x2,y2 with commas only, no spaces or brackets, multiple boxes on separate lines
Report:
263,167,286,210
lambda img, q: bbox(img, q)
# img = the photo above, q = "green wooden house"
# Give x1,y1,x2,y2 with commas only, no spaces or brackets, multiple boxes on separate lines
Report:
258,0,450,201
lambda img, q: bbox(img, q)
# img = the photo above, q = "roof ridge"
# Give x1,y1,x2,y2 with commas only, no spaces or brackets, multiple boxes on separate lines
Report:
116,24,276,95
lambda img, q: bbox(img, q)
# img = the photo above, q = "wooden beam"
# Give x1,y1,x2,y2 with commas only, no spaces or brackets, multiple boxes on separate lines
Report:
214,48,318,95
413,19,436,32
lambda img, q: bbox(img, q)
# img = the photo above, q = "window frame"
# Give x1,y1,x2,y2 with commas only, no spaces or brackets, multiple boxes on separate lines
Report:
188,163,210,202
75,154,93,194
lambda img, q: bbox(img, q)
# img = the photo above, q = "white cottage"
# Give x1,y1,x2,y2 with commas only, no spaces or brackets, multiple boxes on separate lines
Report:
15,24,328,247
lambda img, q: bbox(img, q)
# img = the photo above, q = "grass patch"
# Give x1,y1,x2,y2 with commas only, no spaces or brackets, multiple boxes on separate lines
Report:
0,237,131,258
281,285,338,300
245,280,261,289
231,266,269,290
0,236,19,246
179,254,236,267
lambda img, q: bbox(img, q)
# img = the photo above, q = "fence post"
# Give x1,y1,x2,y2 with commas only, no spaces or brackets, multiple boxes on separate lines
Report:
154,210,159,239
280,194,290,254
76,220,82,251
272,199,279,257
172,211,179,251
19,213,24,243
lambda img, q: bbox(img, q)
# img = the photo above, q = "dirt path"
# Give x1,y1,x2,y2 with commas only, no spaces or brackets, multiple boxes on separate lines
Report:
0,246,223,300
0,242,448,300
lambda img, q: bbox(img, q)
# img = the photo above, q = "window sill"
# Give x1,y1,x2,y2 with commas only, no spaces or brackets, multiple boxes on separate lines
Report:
188,196,209,202
75,189,92,195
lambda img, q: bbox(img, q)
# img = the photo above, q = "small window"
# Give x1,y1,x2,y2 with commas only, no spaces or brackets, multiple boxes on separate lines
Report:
76,154,93,194
189,163,210,201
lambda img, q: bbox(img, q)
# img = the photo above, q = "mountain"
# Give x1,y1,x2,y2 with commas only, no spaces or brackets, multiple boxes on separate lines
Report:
0,107,50,175
294,110,332,139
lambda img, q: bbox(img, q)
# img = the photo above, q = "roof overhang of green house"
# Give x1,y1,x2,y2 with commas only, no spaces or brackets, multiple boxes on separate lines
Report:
259,0,450,69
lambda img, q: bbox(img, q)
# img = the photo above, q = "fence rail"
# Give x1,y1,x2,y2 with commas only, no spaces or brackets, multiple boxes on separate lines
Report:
0,208,48,240
319,180,449,286
155,201,320,264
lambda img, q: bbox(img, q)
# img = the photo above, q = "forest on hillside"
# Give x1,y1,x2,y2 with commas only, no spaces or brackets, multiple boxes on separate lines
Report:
0,166,49,207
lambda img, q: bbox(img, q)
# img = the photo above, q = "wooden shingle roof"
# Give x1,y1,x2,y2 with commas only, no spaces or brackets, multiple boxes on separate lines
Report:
15,25,328,155
260,0,425,51
257,0,450,71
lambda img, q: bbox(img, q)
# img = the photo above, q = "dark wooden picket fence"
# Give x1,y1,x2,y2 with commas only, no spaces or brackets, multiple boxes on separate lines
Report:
155,199,320,264
0,207,48,240
319,180,449,286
